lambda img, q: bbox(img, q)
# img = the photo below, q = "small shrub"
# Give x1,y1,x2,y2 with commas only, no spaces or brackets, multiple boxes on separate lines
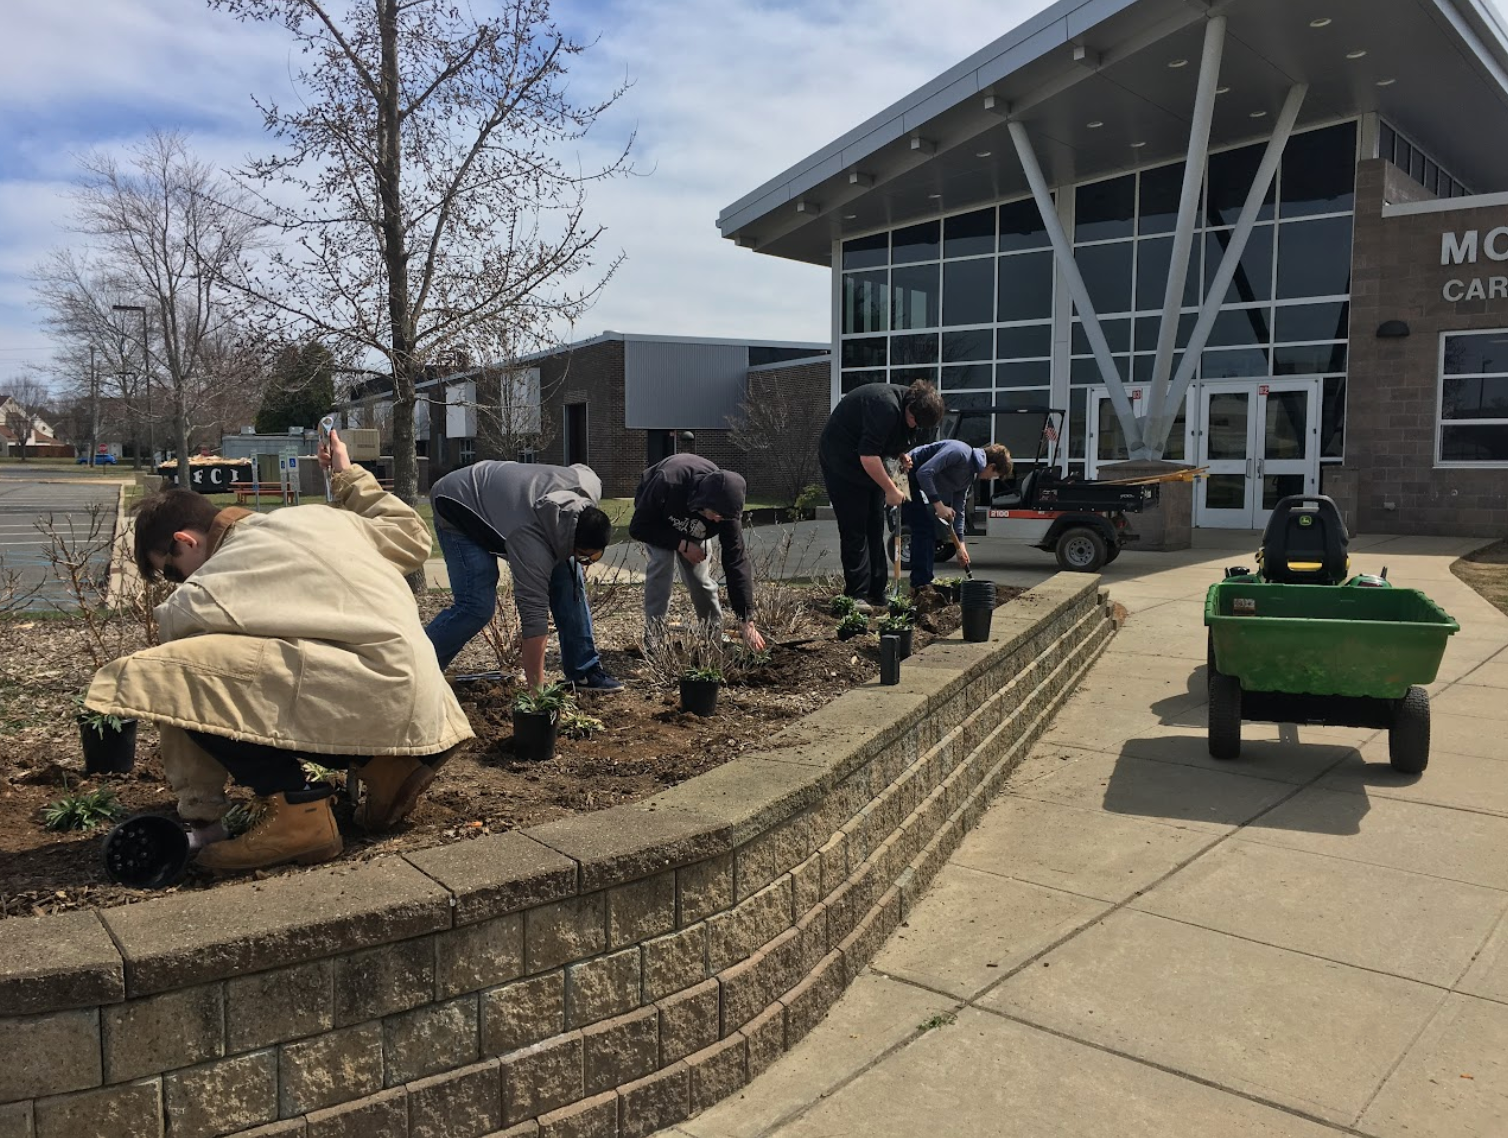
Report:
830,595,859,618
514,684,570,715
887,594,916,620
43,786,125,832
684,664,723,683
837,611,869,638
877,614,913,634
559,710,604,739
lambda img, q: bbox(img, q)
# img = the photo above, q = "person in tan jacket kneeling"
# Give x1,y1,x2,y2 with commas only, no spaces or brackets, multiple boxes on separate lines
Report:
83,428,474,872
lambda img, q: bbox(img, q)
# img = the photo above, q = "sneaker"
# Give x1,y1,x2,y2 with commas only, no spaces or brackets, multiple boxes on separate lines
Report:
572,667,624,694
852,599,874,616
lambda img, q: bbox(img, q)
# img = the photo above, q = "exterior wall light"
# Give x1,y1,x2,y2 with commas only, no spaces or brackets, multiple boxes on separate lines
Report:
1377,320,1411,338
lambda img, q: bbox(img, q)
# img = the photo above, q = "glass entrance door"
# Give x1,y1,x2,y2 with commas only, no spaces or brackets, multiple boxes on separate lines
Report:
1195,378,1320,529
1084,387,1191,479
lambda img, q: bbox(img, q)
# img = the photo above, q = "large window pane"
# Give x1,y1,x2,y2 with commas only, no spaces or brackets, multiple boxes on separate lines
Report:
999,198,1050,252
1275,302,1350,343
996,324,1051,359
1132,353,1185,384
892,221,939,265
1076,175,1135,242
943,329,993,362
891,333,939,365
1135,237,1200,311
891,366,939,386
1074,241,1133,314
1379,123,1396,164
892,263,940,329
941,363,992,390
1277,216,1353,299
1072,318,1131,355
998,251,1053,322
1069,387,1087,460
842,270,888,335
997,361,1051,388
1071,355,1130,385
1205,225,1274,304
1273,343,1347,375
942,258,995,326
944,208,996,259
1202,347,1270,378
1444,332,1508,375
1443,376,1508,418
1441,425,1508,461
1281,122,1357,217
841,369,883,394
1206,306,1271,347
1138,162,1188,235
1322,376,1346,458
944,391,994,413
1135,313,1196,352
1265,390,1309,459
842,233,888,270
1207,143,1275,227
841,337,887,369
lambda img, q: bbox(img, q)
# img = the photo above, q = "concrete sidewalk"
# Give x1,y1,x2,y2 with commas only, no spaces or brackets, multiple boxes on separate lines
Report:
660,533,1508,1138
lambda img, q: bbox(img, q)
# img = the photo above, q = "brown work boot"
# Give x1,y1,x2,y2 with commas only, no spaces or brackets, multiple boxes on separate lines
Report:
350,755,435,831
195,790,342,872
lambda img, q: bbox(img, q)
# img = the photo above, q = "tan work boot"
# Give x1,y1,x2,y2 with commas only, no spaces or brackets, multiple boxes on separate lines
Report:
350,755,436,831
195,791,342,872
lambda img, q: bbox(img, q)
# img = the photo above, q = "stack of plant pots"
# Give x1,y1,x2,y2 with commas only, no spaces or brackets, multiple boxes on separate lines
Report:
960,579,997,642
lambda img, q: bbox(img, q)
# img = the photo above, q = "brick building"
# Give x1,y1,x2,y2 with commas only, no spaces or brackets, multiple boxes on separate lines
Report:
350,332,830,501
719,0,1508,536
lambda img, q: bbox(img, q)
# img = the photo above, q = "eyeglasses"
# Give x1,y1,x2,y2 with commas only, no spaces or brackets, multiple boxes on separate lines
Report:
154,541,186,584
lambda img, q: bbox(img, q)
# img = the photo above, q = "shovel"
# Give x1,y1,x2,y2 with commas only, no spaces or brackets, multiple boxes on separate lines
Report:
948,525,974,580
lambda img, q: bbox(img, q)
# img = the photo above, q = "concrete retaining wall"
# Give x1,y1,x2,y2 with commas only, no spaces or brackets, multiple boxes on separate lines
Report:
0,574,1116,1138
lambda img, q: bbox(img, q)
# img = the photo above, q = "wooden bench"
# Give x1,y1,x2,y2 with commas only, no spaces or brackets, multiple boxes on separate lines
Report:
234,478,395,504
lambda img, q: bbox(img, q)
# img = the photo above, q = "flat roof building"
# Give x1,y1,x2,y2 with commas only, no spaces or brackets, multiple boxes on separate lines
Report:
721,0,1508,535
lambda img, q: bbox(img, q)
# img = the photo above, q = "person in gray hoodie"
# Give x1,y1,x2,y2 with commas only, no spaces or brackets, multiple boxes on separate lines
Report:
426,461,622,692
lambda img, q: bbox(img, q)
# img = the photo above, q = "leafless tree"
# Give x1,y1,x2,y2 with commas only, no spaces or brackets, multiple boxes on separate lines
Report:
57,131,262,474
1,376,55,461
729,374,825,508
472,361,560,463
207,0,633,587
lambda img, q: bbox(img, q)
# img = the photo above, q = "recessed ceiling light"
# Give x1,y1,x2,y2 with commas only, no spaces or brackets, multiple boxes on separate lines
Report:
1169,58,1189,68
1250,110,1269,118
1131,141,1148,148
976,150,992,157
1087,121,1104,129
1216,86,1231,95
1346,49,1368,59
1310,17,1333,28
928,193,943,200
843,213,858,220
1376,77,1397,87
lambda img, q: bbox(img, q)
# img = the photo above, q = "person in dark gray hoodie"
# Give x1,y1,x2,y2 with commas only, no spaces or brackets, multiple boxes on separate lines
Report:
426,461,621,692
629,454,766,652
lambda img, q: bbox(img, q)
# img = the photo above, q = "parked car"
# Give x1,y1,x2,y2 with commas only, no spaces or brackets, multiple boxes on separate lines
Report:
77,452,118,465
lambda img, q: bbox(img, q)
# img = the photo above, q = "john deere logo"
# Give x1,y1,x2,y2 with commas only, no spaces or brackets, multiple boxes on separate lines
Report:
1298,516,1313,527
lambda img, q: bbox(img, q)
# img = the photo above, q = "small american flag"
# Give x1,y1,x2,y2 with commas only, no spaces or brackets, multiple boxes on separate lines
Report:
1042,421,1059,442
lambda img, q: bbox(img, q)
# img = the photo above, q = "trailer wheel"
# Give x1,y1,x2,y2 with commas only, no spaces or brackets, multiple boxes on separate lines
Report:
1208,671,1242,760
1104,545,1121,565
896,527,913,572
1388,686,1431,775
1055,526,1108,572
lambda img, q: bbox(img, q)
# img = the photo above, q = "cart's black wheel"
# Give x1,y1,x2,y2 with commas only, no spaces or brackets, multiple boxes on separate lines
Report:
935,543,956,564
1388,685,1431,774
1208,671,1242,760
1207,630,1217,686
1104,544,1121,565
897,527,913,572
1055,526,1108,572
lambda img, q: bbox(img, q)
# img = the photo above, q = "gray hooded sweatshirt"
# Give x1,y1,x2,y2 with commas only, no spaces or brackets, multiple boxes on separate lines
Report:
430,461,603,639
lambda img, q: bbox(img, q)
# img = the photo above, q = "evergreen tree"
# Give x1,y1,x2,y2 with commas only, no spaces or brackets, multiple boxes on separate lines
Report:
255,342,335,434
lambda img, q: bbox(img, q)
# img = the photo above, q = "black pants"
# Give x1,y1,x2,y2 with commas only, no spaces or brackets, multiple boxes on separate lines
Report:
186,731,353,798
823,468,888,602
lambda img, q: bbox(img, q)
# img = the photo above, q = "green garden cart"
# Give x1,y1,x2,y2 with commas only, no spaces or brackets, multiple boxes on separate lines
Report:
1204,495,1459,773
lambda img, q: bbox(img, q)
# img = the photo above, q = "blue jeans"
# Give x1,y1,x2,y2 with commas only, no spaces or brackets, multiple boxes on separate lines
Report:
426,527,601,679
906,496,937,588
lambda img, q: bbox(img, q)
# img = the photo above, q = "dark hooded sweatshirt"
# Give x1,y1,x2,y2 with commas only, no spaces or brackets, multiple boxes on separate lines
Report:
629,454,755,622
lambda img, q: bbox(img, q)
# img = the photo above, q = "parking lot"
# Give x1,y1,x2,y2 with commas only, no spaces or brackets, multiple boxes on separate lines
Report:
0,477,122,609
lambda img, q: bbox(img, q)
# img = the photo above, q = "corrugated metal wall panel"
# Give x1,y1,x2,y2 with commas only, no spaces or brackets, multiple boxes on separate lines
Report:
623,341,749,429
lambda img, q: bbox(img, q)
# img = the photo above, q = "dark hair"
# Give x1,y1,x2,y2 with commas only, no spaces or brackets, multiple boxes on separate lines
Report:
574,505,612,552
904,380,946,428
133,490,220,581
983,444,1014,481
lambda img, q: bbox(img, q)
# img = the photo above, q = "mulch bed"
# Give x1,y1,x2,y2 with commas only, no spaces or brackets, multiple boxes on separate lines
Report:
0,583,1019,918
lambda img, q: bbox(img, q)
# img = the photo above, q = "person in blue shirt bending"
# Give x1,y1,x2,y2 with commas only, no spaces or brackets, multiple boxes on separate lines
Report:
905,440,1012,591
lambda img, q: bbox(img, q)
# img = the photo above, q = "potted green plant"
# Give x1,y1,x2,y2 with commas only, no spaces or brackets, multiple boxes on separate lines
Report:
877,613,914,659
836,611,869,642
73,695,137,775
679,664,723,717
830,594,859,618
887,593,916,620
512,684,568,762
933,577,964,604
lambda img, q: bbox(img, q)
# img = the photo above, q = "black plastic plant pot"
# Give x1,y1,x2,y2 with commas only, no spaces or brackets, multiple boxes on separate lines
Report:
837,626,864,642
936,583,962,604
895,627,914,660
961,607,994,643
959,580,997,608
880,635,902,686
680,678,721,717
512,708,559,762
79,717,138,775
102,814,191,890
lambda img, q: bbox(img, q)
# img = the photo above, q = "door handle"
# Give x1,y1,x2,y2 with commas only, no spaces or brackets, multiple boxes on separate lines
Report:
1246,457,1255,480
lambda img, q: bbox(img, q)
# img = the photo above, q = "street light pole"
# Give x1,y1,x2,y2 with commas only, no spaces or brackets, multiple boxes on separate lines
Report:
89,346,99,467
112,305,151,470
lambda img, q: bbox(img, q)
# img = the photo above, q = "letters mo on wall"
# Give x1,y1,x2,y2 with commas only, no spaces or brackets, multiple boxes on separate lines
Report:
1441,228,1508,302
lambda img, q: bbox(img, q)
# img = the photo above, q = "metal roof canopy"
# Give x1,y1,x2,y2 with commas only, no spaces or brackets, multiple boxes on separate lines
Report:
719,0,1508,265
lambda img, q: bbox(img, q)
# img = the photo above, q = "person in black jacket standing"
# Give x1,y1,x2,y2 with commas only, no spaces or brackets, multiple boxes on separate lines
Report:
629,454,767,652
818,380,946,610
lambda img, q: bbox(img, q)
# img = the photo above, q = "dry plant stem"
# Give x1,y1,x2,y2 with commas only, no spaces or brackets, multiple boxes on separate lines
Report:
39,505,120,669
0,554,44,615
479,589,523,676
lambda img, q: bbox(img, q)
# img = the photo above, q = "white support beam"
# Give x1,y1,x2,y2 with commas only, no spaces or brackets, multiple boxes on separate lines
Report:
1145,15,1226,437
1150,83,1309,448
1008,120,1146,457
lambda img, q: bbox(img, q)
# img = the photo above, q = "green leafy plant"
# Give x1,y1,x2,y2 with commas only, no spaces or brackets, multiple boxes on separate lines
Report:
887,594,916,619
559,710,604,739
837,611,869,638
878,614,913,634
72,693,127,738
917,1011,957,1032
514,683,570,715
830,594,859,618
935,576,963,589
786,483,824,521
43,786,125,832
684,665,723,683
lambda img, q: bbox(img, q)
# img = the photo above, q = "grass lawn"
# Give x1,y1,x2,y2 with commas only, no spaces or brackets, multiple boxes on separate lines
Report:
1452,539,1508,619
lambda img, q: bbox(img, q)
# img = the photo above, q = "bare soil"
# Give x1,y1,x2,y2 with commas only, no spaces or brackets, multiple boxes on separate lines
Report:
0,584,1018,919
1452,538,1508,619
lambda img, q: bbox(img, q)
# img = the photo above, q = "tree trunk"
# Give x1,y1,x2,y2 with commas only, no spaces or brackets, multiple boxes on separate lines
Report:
175,384,191,492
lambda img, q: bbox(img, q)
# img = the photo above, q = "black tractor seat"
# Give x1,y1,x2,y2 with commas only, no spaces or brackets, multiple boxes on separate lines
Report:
1258,494,1350,585
993,466,1049,509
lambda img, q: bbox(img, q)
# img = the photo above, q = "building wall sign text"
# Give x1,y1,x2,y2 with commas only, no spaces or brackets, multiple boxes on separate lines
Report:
1441,229,1508,301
